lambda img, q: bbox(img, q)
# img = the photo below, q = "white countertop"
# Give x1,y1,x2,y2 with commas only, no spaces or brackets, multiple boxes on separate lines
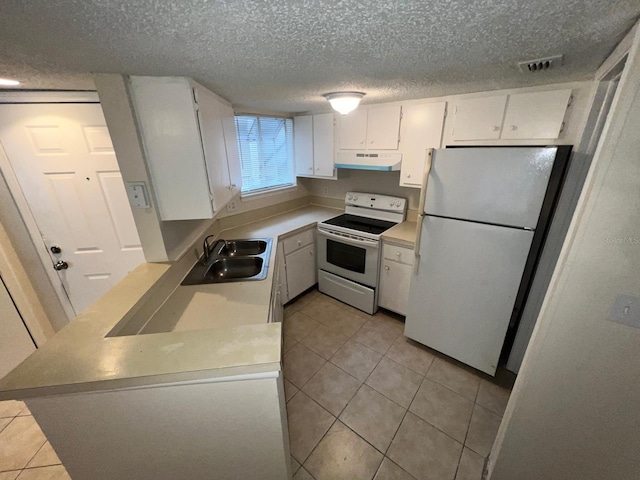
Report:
381,220,418,248
0,205,339,400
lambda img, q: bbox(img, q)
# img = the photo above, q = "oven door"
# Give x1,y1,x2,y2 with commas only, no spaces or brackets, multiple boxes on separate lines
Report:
317,227,380,287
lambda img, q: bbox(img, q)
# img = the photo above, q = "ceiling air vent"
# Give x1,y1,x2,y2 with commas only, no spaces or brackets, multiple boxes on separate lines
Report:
519,55,563,73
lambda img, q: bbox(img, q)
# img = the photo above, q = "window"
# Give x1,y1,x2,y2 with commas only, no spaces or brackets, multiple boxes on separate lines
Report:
235,115,295,195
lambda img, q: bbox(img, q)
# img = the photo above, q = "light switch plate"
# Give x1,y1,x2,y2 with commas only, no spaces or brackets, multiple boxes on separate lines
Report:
126,181,150,208
608,293,640,328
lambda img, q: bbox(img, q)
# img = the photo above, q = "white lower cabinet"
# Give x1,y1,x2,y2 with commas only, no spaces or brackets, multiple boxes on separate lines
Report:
379,242,414,316
280,227,317,302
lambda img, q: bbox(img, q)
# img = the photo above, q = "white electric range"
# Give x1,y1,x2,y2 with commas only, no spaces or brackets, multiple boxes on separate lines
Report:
317,192,407,314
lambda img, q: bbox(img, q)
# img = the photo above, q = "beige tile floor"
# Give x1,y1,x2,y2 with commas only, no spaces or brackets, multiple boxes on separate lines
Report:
0,287,512,480
0,400,69,479
284,288,513,480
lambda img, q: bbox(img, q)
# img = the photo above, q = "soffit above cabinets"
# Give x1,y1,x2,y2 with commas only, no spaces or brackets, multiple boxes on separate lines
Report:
0,1,638,112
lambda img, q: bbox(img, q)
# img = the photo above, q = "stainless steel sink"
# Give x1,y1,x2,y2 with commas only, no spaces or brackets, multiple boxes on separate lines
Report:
205,257,264,280
181,238,272,285
218,240,268,257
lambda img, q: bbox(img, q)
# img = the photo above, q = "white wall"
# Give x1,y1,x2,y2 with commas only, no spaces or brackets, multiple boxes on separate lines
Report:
0,167,67,333
488,25,640,480
28,375,291,480
301,170,421,211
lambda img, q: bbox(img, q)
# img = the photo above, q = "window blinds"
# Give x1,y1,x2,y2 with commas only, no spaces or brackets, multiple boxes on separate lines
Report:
235,115,295,194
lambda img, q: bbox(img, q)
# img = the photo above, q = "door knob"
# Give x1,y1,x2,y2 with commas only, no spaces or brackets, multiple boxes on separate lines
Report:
53,260,69,271
50,245,62,254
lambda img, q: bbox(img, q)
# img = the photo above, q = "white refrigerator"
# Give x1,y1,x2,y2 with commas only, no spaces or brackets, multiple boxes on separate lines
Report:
405,147,560,376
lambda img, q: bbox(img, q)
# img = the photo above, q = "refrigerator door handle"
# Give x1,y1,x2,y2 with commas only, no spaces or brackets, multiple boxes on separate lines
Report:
414,149,433,275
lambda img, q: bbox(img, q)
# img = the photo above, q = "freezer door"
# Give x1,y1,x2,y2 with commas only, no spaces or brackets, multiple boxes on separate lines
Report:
405,216,534,375
425,147,556,228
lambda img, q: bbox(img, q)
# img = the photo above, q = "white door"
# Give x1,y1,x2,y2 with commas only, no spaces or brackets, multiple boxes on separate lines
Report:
0,104,145,314
0,276,36,379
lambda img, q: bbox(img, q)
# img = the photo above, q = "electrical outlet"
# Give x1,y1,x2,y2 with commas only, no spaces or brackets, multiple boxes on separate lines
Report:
608,293,640,328
322,187,329,195
226,200,236,212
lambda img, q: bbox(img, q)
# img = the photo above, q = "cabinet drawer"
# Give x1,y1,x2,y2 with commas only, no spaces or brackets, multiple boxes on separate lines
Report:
383,243,414,265
282,228,314,254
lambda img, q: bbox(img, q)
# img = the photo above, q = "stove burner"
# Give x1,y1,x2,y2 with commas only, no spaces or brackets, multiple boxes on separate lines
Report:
322,214,396,235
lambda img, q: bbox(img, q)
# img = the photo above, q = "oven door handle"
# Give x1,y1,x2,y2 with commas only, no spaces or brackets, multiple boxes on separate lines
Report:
317,229,379,248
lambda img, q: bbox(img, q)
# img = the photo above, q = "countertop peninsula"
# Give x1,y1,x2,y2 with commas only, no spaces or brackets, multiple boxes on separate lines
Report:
0,205,339,400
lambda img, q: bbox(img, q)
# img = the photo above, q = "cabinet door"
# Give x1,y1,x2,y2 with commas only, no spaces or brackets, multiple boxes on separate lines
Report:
195,86,232,212
219,102,242,197
451,96,507,141
130,77,213,220
285,243,317,300
399,102,446,188
294,116,314,176
367,105,402,150
312,113,335,177
379,259,412,316
338,109,367,149
501,90,572,140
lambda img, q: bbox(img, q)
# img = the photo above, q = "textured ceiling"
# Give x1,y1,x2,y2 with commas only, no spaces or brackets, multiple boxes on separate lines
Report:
0,1,638,113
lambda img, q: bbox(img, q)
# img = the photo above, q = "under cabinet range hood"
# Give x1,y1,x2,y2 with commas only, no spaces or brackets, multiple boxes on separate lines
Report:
335,152,402,171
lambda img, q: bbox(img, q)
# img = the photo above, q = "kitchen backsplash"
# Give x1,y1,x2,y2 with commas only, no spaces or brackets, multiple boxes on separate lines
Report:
299,169,421,211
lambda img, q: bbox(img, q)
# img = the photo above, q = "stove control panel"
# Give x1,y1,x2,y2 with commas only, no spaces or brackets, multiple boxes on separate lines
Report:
345,192,407,212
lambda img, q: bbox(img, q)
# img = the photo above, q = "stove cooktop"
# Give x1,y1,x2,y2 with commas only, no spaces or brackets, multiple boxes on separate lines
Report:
322,214,396,236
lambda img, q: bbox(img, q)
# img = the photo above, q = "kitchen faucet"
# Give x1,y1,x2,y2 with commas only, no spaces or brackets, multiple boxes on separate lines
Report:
202,235,228,264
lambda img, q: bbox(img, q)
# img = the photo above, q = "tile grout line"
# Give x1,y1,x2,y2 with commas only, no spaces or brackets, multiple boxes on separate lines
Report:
287,290,502,478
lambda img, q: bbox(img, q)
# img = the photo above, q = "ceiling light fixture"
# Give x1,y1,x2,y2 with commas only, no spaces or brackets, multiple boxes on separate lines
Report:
0,78,20,86
324,92,365,115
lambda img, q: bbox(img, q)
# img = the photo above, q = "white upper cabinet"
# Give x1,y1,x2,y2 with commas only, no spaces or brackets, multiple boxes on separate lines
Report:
366,105,402,149
399,102,446,188
501,90,572,139
451,89,572,142
294,115,314,176
194,86,232,212
129,76,240,220
338,109,368,149
451,96,507,141
219,102,242,198
312,113,335,177
293,113,335,178
337,105,401,150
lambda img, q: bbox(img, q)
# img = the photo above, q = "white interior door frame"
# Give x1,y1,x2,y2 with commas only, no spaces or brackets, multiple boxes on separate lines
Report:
0,143,76,320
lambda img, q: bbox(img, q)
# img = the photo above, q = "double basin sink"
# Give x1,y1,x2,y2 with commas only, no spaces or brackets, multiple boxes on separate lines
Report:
181,238,273,285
